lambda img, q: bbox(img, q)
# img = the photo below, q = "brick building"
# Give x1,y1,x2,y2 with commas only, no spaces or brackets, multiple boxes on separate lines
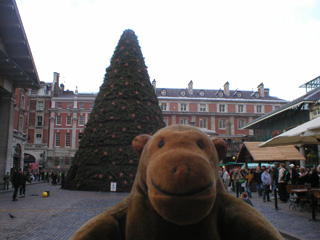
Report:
23,75,288,169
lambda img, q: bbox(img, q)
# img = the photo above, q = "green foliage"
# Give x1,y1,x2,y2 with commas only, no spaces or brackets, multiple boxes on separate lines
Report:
65,29,165,192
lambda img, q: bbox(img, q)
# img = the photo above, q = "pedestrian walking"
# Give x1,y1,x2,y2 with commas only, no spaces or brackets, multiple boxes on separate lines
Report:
261,168,272,202
222,168,230,191
19,171,31,197
278,163,289,203
3,172,10,190
11,168,21,201
253,167,263,197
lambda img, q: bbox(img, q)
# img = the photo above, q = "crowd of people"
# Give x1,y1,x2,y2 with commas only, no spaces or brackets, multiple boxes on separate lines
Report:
5,168,66,201
220,163,320,205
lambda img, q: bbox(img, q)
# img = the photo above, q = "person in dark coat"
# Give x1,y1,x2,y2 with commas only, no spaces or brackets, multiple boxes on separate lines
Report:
19,171,31,197
11,168,21,201
310,168,319,188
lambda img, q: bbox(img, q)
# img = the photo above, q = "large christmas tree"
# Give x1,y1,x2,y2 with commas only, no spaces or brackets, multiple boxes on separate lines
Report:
65,29,165,192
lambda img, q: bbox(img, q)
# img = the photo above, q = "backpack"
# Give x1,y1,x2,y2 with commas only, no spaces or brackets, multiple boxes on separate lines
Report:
283,169,290,182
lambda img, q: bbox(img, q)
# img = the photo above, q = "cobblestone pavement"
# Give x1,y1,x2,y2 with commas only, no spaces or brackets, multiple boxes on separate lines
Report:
0,183,319,240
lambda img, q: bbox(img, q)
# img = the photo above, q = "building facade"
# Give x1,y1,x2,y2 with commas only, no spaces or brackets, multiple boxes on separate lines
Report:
23,77,287,169
0,0,40,184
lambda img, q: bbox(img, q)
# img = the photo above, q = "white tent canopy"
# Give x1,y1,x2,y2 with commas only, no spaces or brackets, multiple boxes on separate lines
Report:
259,117,320,148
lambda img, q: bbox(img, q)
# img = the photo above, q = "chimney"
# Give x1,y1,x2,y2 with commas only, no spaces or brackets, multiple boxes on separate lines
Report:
257,83,265,97
53,72,60,97
60,84,65,92
224,82,230,96
264,88,269,97
152,79,156,92
188,80,193,95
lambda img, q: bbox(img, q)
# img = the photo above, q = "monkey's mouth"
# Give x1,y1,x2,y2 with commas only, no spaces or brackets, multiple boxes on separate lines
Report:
151,179,213,197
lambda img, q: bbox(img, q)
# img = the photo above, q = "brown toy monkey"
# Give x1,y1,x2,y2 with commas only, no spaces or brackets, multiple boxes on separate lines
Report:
71,125,283,240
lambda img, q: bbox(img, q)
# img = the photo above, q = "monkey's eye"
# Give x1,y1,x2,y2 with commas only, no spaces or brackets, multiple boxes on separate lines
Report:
197,140,205,149
158,140,165,148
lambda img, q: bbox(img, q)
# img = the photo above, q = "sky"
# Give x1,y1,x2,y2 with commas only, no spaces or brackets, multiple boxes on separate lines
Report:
16,0,320,101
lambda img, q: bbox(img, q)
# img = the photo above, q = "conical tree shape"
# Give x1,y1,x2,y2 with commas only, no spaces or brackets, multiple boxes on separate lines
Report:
65,29,165,192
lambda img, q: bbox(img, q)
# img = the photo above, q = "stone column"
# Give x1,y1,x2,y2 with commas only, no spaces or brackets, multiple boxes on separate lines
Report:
0,95,15,177
72,112,77,150
299,146,306,168
49,112,55,149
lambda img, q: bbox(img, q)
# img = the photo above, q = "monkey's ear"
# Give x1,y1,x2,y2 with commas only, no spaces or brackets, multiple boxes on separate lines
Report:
132,134,151,156
212,139,227,160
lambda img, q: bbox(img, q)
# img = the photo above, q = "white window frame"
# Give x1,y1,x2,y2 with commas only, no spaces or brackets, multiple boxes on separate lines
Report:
163,117,168,126
56,115,61,125
19,116,23,132
37,101,44,111
238,105,244,113
256,105,263,113
180,118,188,125
238,119,245,129
35,133,42,144
55,132,61,147
66,115,72,126
199,104,207,112
79,115,84,126
180,103,187,111
36,115,43,127
79,102,85,109
219,119,226,129
199,118,207,128
20,95,25,109
67,102,73,109
219,104,226,113
66,132,71,147
160,102,167,111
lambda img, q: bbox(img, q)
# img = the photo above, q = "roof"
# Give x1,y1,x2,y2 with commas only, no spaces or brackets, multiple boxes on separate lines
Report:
156,88,287,102
243,86,320,129
0,0,40,89
236,142,306,162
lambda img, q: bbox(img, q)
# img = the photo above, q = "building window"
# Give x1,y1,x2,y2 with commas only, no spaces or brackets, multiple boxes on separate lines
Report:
19,116,23,132
89,102,94,109
56,115,61,125
66,132,71,147
256,105,262,113
67,102,73,109
238,105,244,112
57,102,62,108
66,115,72,126
219,104,225,112
31,89,38,95
79,102,85,109
20,95,25,109
219,119,226,129
199,118,207,128
36,116,43,127
199,90,205,97
180,103,187,111
163,117,168,126
35,133,42,144
160,89,167,96
37,101,44,110
180,90,186,96
160,103,167,111
180,118,188,124
238,119,245,129
275,106,280,110
199,104,206,112
55,132,61,147
79,116,84,126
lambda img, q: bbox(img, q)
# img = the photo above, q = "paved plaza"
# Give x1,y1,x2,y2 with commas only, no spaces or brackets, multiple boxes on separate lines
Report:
0,182,319,240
